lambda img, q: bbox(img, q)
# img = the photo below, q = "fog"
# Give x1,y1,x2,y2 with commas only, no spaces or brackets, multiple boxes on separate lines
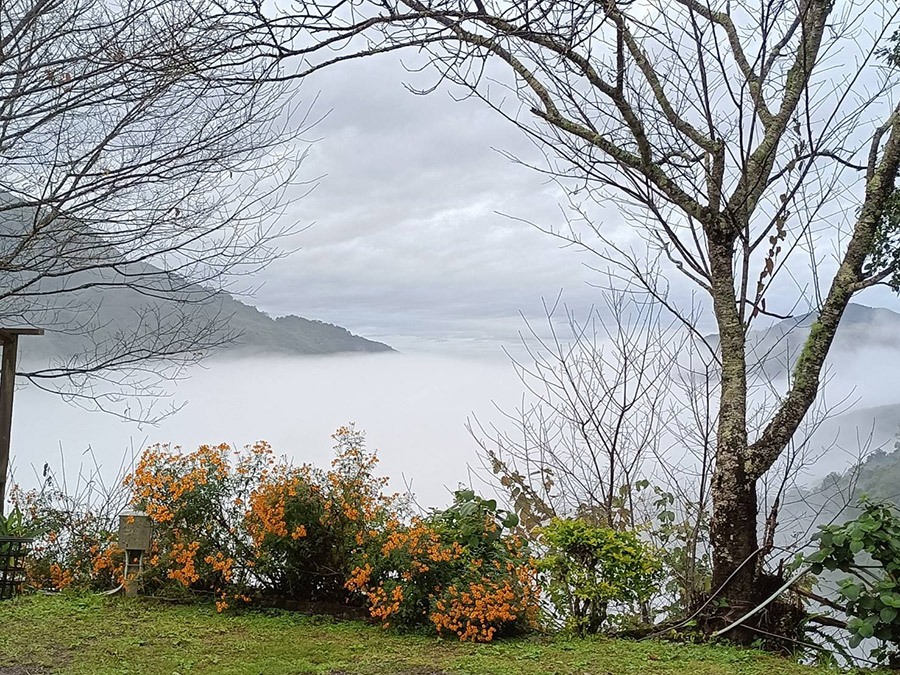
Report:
11,306,900,515
12,351,529,508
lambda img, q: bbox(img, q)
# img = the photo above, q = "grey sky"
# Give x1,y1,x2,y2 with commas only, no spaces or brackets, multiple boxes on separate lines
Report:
244,56,608,351
242,49,900,354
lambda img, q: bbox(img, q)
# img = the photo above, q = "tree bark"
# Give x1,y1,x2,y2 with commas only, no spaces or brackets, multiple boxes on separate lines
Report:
707,228,759,614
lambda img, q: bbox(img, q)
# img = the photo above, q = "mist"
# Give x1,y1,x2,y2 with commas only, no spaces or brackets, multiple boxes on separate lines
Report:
11,303,900,518
13,351,527,508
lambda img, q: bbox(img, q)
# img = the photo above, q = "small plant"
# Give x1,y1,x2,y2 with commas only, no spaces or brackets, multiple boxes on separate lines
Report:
11,464,127,592
647,486,711,617
0,507,40,539
537,517,661,634
809,497,900,664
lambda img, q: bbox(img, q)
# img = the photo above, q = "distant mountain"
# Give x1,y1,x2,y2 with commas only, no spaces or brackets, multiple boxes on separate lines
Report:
750,303,900,356
703,303,900,377
0,193,392,361
202,296,395,356
739,305,900,479
791,440,900,535
21,282,394,362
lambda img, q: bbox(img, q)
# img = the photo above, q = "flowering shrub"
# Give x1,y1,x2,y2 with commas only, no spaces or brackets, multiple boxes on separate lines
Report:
15,426,401,609
125,441,258,609
125,425,401,609
242,429,403,601
11,472,126,592
537,517,661,634
346,489,540,641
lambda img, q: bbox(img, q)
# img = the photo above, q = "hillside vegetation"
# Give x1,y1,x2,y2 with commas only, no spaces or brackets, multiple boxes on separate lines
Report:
0,594,852,675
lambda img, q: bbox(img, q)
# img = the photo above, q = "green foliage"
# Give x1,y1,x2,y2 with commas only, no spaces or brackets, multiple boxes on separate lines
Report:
431,488,520,551
864,189,900,292
879,27,900,68
537,517,661,634
809,497,900,663
647,486,711,617
0,507,40,539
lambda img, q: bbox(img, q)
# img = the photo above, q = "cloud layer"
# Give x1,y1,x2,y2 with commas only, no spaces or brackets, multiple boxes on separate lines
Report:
249,56,604,351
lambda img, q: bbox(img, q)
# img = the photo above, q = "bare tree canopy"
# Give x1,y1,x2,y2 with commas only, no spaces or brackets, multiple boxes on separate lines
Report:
471,291,677,530
240,0,900,627
0,0,305,420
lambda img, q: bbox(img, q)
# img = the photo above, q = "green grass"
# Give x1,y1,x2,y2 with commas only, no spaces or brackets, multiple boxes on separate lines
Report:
0,593,848,674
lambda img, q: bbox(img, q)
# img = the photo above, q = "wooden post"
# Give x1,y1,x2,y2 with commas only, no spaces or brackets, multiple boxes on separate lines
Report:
0,333,18,517
0,328,43,515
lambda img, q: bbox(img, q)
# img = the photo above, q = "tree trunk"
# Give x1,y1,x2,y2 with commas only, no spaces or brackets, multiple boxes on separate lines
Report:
710,460,759,607
706,229,759,622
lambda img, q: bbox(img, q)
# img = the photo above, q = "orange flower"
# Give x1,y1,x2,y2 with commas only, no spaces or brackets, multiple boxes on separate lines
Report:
49,563,73,590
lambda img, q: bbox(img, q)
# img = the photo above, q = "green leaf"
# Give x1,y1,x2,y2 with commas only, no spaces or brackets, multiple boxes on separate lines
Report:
841,583,862,601
881,607,898,623
502,513,519,529
458,502,477,517
850,539,865,555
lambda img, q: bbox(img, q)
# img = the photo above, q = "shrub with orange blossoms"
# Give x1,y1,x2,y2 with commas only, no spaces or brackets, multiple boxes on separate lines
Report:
125,442,264,603
346,489,540,641
9,480,125,592
123,425,404,607
243,426,404,601
12,424,542,641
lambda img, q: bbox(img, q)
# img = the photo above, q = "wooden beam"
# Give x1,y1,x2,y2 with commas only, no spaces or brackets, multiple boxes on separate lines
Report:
0,328,44,339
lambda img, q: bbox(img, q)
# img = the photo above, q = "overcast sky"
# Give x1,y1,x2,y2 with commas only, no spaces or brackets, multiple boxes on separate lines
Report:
241,52,900,355
238,55,613,352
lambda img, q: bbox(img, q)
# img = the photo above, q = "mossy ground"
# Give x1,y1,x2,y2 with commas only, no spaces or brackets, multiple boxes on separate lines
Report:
0,593,855,674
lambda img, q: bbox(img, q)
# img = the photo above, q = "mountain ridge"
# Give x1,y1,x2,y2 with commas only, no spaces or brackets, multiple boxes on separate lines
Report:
20,285,395,362
0,191,393,360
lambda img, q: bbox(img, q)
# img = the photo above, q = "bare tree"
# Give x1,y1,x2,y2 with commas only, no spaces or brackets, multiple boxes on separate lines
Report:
471,289,675,530
241,0,900,625
0,0,306,421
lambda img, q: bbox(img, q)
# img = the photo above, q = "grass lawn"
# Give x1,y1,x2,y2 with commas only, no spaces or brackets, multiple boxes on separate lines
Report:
0,593,851,675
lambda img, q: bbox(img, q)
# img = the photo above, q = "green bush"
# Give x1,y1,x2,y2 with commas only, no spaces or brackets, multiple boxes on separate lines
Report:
537,517,661,634
809,498,900,664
